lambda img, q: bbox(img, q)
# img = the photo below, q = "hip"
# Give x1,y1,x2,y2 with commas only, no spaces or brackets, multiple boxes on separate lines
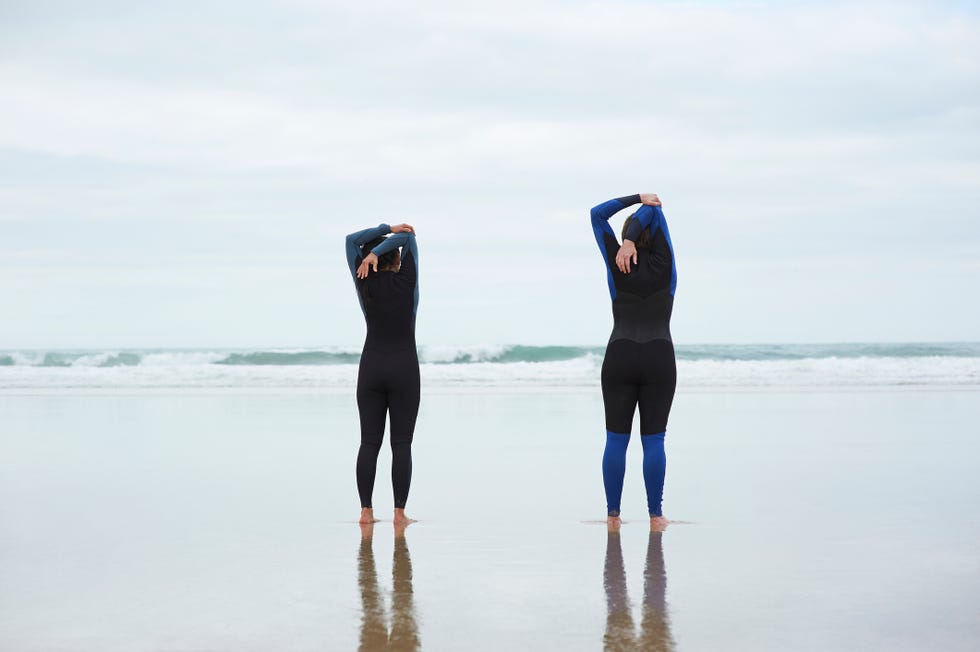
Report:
601,338,676,382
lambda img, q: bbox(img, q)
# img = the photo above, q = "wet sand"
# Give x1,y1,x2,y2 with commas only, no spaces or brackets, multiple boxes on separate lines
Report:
1,389,978,650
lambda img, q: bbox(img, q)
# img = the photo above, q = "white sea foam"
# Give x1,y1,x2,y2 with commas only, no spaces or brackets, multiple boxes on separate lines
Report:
8,351,44,366
1,344,978,389
139,351,231,366
419,344,508,364
1,349,979,391
679,356,980,387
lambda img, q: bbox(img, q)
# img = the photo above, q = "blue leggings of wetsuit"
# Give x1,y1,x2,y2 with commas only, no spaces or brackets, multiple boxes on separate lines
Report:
591,195,678,517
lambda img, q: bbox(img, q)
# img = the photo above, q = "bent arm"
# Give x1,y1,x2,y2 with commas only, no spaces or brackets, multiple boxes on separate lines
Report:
345,223,391,278
591,195,641,254
371,232,414,261
591,195,642,299
375,232,420,317
623,205,664,242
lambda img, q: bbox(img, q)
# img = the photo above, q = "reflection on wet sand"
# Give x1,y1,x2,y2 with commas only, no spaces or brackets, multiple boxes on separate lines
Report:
604,530,674,651
357,525,420,652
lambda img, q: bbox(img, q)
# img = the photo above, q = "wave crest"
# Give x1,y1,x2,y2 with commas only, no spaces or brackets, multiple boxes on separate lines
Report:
215,351,360,366
1,343,978,390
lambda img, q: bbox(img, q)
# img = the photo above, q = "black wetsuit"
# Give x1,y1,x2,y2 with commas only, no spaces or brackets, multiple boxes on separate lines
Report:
591,195,677,517
345,225,420,510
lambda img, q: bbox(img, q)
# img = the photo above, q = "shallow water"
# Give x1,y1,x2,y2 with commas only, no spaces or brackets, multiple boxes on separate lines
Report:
1,389,978,650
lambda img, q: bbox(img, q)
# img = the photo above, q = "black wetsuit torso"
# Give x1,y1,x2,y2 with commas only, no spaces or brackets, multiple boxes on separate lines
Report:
603,227,674,346
359,258,418,355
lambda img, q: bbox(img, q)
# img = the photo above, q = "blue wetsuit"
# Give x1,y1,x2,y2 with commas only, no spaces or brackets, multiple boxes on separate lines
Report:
591,195,677,517
345,224,420,510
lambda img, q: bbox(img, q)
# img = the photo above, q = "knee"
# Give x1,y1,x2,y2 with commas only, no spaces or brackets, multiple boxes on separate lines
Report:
604,431,631,453
640,432,665,452
390,435,414,449
359,438,382,451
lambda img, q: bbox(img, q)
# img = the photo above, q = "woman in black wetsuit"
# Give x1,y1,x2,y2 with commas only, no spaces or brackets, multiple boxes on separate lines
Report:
590,193,677,531
345,222,420,526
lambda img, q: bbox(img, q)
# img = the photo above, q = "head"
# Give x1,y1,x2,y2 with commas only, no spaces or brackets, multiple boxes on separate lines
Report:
362,237,401,273
622,214,653,249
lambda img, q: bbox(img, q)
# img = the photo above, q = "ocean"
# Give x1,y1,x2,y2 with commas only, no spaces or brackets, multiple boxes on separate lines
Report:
2,342,979,390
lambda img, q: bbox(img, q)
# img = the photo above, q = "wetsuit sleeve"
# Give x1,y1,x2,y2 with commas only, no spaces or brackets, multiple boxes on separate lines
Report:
373,232,420,317
625,205,677,297
591,195,642,300
623,205,664,242
345,223,391,279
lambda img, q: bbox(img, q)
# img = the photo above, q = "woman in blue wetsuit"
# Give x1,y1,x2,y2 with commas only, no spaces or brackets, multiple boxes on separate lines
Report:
345,222,420,526
590,193,677,531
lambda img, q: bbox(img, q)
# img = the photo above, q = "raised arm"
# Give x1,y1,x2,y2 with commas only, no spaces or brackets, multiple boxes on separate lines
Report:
373,231,420,318
591,195,642,299
591,195,642,255
371,231,415,263
616,194,663,275
345,223,391,279
623,205,664,243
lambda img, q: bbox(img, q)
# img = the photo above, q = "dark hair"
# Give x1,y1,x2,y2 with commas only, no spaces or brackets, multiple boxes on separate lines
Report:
358,237,400,304
621,214,653,249
362,237,400,271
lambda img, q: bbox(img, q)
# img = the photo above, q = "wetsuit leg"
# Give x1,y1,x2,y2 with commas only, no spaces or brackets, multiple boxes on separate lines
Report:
386,351,420,509
602,340,641,434
637,340,676,435
637,340,677,517
602,432,631,517
356,354,387,509
640,434,666,517
601,340,640,516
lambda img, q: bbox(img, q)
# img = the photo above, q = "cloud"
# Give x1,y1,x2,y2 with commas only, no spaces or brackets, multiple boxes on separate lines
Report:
1,0,978,345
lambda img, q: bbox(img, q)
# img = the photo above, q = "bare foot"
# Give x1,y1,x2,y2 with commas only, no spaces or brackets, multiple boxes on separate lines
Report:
393,508,416,528
359,522,375,539
394,520,411,538
607,516,622,533
649,516,669,532
359,508,379,524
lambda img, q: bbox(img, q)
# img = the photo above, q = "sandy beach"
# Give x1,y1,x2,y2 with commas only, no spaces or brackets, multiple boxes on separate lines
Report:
1,386,978,650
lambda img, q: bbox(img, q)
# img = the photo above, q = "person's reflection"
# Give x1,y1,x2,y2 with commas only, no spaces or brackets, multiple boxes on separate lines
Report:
603,525,675,651
358,523,420,652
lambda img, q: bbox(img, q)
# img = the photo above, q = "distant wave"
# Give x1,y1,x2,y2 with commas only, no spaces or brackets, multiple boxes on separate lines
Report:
3,343,979,368
675,342,980,361
2,343,978,389
214,351,361,366
0,345,604,367
421,345,602,364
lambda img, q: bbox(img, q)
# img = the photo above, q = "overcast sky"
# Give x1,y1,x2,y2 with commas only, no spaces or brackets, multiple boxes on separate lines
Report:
2,0,978,348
